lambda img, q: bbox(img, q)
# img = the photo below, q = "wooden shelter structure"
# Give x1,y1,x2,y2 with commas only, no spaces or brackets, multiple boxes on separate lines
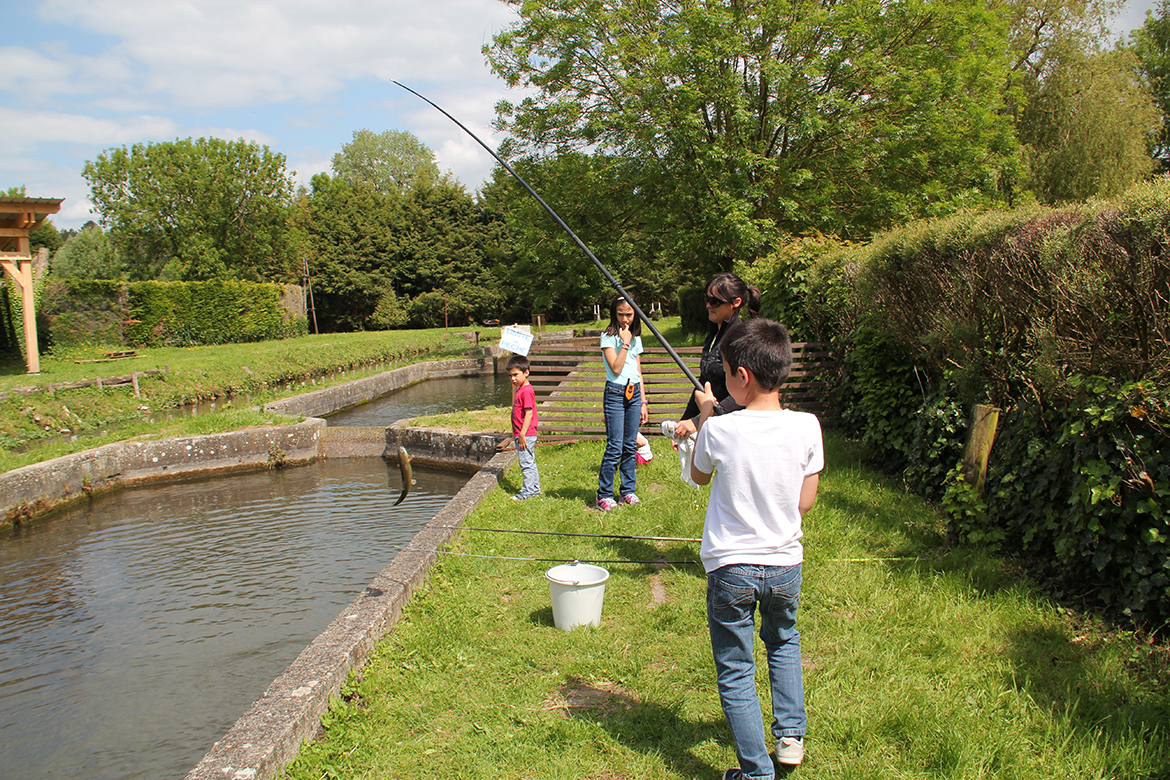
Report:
1,196,63,373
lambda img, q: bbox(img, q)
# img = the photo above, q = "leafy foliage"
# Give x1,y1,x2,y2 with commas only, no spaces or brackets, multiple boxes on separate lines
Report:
293,174,508,331
806,181,1170,628
50,225,124,280
38,280,126,352
331,128,441,195
83,137,296,282
124,280,306,347
488,0,1018,260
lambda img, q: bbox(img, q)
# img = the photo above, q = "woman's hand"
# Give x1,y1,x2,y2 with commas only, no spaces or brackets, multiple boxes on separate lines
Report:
640,399,649,425
673,417,697,439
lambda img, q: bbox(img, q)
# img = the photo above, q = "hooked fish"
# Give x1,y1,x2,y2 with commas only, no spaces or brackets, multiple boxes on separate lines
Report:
394,445,414,506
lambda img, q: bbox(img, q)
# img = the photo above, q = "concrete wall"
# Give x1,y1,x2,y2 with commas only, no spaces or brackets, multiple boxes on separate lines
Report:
2,419,325,524
262,357,495,419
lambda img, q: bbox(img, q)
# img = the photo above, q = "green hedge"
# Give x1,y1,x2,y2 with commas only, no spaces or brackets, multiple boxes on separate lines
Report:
783,181,1170,629
13,278,308,353
38,279,126,352
676,285,707,335
125,280,306,346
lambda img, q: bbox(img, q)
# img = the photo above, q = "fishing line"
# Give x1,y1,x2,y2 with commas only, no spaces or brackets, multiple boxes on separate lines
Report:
392,80,702,391
436,525,700,543
398,547,700,565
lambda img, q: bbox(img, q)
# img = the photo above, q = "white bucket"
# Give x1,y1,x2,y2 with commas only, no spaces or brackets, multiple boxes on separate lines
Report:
546,562,610,631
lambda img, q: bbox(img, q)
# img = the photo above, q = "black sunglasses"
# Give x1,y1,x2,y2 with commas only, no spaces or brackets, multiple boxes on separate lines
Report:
706,295,730,307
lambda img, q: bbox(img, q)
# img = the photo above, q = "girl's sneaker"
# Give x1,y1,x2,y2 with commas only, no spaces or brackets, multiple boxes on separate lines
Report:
620,493,641,506
596,497,619,511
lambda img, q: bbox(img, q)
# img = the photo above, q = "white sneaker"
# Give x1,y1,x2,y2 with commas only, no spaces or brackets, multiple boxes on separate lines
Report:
776,736,804,765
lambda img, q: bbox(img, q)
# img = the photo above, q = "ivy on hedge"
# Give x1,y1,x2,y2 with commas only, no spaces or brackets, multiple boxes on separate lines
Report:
18,278,307,352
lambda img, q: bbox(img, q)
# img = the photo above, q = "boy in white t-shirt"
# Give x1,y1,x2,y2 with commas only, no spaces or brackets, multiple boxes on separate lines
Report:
691,318,823,779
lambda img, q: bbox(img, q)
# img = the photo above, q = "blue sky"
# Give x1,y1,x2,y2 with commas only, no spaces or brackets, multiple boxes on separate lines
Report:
0,0,1160,230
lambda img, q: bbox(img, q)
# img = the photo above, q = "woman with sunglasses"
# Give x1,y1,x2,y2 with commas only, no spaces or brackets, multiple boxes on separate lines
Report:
672,272,762,439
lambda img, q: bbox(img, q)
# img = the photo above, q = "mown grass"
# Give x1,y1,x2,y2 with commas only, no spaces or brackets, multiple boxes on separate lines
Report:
281,433,1170,780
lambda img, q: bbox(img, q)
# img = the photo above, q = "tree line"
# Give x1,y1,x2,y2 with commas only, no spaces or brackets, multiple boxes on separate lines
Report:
20,0,1170,332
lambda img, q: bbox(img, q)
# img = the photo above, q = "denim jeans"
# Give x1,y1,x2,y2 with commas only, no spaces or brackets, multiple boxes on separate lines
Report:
597,381,640,501
707,563,806,780
514,435,540,497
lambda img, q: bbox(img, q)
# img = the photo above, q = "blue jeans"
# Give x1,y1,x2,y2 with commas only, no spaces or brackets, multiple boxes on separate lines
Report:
597,381,640,501
514,435,540,497
707,563,806,780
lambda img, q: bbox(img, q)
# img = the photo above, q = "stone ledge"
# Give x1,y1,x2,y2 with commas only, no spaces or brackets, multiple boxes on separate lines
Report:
1,419,326,525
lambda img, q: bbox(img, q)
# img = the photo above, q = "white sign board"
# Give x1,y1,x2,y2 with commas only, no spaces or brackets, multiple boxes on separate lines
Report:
499,326,534,355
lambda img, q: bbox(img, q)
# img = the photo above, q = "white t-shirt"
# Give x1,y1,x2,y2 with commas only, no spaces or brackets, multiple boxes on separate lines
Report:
693,409,824,573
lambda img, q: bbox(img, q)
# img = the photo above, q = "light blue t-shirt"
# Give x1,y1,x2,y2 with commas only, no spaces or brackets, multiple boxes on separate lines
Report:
600,333,643,384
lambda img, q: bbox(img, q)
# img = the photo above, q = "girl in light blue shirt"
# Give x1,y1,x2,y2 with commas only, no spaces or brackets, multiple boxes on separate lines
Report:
596,295,648,510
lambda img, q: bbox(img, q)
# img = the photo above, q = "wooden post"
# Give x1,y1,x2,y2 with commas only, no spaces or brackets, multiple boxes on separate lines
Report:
0,250,41,374
962,404,1000,494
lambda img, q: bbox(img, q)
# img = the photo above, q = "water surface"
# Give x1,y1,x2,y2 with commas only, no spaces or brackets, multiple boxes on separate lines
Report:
0,459,467,780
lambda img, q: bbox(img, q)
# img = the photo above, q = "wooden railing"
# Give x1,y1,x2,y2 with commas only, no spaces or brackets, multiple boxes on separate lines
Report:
527,336,838,441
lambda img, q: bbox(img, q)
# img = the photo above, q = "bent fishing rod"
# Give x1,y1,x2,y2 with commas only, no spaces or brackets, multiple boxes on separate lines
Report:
393,81,702,392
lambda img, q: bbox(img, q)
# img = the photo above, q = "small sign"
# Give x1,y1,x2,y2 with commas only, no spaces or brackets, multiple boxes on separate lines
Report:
499,325,534,355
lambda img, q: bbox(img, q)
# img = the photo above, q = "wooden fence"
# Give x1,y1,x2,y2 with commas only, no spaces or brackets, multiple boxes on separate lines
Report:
527,336,838,441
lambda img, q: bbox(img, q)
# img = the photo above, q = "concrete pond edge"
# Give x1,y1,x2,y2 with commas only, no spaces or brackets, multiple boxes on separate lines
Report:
183,448,517,780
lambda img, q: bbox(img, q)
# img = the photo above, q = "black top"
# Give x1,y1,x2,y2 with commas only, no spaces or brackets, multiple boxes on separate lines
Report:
682,311,744,421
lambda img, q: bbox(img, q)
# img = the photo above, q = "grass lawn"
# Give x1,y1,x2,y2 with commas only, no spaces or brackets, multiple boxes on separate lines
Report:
280,432,1170,780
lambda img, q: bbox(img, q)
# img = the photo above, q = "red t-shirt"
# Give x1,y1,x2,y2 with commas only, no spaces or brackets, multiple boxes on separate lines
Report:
511,383,538,437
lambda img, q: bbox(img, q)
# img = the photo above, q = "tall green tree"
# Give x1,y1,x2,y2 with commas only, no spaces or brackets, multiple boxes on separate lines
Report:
487,0,1018,261
1018,47,1158,201
292,174,508,331
331,128,442,195
50,224,124,280
1133,0,1170,169
82,137,296,282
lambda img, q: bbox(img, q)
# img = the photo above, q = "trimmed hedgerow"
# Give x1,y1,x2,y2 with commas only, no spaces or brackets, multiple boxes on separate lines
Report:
124,280,306,346
774,180,1170,630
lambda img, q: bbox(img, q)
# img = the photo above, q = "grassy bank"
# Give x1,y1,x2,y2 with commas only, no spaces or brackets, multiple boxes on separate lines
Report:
281,433,1169,780
0,328,491,472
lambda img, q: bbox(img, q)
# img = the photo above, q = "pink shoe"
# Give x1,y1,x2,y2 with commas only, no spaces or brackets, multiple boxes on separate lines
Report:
596,497,618,511
620,494,641,506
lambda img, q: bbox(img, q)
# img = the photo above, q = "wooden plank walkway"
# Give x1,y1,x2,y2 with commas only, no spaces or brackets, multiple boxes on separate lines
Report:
528,336,837,441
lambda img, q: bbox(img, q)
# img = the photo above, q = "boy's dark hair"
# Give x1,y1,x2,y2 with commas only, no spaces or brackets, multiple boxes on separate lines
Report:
505,354,530,372
603,295,642,337
720,318,792,390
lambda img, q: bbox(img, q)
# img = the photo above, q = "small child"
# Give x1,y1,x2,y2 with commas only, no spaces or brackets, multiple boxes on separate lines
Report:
507,354,541,500
690,318,823,778
635,433,653,465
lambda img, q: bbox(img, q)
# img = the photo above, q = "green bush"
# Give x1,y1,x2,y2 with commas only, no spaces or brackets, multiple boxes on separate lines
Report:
38,279,127,353
676,285,706,334
125,280,306,346
812,180,1170,629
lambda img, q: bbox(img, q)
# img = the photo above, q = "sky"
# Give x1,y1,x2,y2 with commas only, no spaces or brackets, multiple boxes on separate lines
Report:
0,0,1161,230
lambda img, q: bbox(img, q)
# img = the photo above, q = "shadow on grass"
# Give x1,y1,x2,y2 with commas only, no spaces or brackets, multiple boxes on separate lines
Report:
550,676,732,779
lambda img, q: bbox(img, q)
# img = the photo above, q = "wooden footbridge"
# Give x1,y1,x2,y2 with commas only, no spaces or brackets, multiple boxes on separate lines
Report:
525,334,838,441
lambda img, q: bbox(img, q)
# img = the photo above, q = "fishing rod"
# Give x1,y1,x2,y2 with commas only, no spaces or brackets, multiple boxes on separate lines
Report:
393,81,702,392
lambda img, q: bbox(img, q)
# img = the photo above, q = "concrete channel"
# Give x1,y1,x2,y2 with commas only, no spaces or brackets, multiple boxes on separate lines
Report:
0,354,522,780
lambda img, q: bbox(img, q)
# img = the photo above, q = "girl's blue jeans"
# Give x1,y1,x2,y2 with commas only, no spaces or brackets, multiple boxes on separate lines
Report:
707,563,806,780
597,381,641,501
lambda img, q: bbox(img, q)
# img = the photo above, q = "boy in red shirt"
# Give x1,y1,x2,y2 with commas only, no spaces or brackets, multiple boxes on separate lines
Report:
507,355,541,500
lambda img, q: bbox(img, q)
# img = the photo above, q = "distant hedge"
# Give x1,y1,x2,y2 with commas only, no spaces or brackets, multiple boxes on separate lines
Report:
32,278,307,352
